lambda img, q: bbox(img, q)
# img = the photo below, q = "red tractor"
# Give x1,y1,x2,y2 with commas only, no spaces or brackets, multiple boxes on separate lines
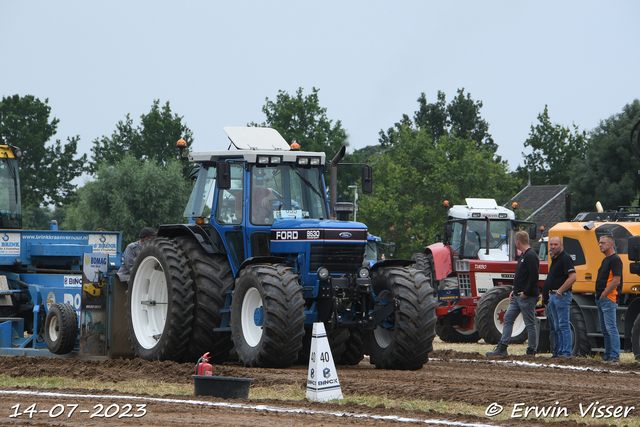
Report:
412,198,548,343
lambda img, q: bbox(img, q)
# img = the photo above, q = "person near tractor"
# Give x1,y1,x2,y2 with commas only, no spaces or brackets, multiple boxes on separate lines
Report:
251,170,279,224
595,235,622,362
117,227,157,283
542,236,576,358
486,230,539,357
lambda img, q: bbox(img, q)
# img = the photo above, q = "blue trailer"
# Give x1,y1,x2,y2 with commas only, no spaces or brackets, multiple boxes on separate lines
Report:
0,144,125,357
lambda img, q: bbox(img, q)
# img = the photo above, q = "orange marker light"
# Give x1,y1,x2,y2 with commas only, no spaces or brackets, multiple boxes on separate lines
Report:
443,200,450,207
512,202,518,209
177,139,187,148
291,142,300,151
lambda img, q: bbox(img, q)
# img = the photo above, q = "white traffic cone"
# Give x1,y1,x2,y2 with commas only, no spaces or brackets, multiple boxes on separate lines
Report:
306,322,343,402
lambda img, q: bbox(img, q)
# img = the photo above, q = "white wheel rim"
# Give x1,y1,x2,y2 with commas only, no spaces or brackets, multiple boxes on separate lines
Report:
494,298,525,337
374,290,394,348
241,287,263,347
131,256,168,349
48,315,59,342
454,325,478,336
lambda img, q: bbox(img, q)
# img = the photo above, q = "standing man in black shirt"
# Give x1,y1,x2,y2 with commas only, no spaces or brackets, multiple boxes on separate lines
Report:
487,230,540,357
595,235,622,362
542,236,576,358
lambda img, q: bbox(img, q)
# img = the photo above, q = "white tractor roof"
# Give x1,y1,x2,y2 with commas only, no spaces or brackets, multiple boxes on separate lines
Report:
448,198,515,220
187,127,327,164
223,127,291,151
465,198,498,209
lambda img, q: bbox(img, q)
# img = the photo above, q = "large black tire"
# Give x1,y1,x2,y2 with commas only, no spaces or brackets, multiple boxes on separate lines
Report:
297,325,349,365
570,304,592,357
475,286,527,345
366,267,436,370
411,253,438,289
231,264,305,368
175,236,235,364
45,303,78,355
436,319,481,343
337,329,365,365
126,237,194,361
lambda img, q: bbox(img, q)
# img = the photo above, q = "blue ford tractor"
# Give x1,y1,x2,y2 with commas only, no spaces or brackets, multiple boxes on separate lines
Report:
127,127,436,369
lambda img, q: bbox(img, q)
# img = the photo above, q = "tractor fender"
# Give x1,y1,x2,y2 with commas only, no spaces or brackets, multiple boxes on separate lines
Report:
370,259,414,273
157,224,225,255
236,256,287,278
425,243,453,281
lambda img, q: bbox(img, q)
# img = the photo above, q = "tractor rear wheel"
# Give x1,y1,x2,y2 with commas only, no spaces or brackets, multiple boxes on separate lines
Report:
337,329,365,365
411,253,438,289
127,237,194,361
176,236,234,363
475,286,527,345
45,303,78,355
436,319,480,343
231,264,305,367
366,267,436,370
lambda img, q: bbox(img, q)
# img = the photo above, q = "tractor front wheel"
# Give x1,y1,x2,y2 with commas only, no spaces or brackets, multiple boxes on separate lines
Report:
366,267,436,370
475,286,527,345
436,319,480,343
231,264,305,368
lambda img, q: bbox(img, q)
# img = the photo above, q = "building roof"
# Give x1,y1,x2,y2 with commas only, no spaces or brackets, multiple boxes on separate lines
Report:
508,184,568,239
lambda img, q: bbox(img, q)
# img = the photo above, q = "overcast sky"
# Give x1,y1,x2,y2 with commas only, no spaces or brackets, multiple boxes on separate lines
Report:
2,1,639,176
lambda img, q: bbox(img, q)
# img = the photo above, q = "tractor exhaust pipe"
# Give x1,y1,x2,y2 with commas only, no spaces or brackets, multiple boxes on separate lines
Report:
330,146,346,220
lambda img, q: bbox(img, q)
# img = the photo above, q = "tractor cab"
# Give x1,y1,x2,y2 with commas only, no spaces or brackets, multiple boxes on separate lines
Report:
445,198,517,261
0,145,22,229
182,127,359,276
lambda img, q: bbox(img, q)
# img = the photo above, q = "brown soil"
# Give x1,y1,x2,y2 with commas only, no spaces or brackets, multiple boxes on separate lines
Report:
1,350,638,426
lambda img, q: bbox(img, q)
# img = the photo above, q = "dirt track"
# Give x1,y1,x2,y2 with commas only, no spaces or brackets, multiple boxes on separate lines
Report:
1,351,639,426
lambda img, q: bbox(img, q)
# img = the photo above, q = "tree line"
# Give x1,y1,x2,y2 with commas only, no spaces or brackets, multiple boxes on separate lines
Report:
1,91,639,255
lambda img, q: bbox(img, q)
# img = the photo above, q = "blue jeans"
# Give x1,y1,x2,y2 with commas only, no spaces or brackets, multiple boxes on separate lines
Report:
499,294,538,350
596,297,620,360
547,293,573,357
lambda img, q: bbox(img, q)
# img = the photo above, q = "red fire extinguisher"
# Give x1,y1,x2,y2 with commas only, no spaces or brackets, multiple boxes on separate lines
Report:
195,352,213,376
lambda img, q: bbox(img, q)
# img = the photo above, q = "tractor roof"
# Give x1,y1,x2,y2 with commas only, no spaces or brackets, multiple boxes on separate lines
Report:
448,198,515,220
187,127,327,165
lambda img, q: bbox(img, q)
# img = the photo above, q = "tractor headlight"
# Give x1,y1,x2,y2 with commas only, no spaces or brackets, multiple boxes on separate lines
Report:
456,260,469,272
318,267,330,280
357,267,370,279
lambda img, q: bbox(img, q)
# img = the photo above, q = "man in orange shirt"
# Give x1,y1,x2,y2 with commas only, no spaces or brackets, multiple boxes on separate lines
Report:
595,235,622,362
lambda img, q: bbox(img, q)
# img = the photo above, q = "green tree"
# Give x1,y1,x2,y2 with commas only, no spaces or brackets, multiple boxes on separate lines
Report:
0,95,87,214
65,156,192,246
568,99,640,213
381,89,496,154
516,105,587,185
358,126,518,258
90,100,194,174
250,87,348,156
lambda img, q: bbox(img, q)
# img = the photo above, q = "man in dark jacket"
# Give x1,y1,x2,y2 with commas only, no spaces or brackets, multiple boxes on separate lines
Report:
487,230,540,357
117,227,157,283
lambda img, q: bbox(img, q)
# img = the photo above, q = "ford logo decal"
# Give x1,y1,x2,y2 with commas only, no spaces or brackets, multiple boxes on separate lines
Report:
339,232,352,238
